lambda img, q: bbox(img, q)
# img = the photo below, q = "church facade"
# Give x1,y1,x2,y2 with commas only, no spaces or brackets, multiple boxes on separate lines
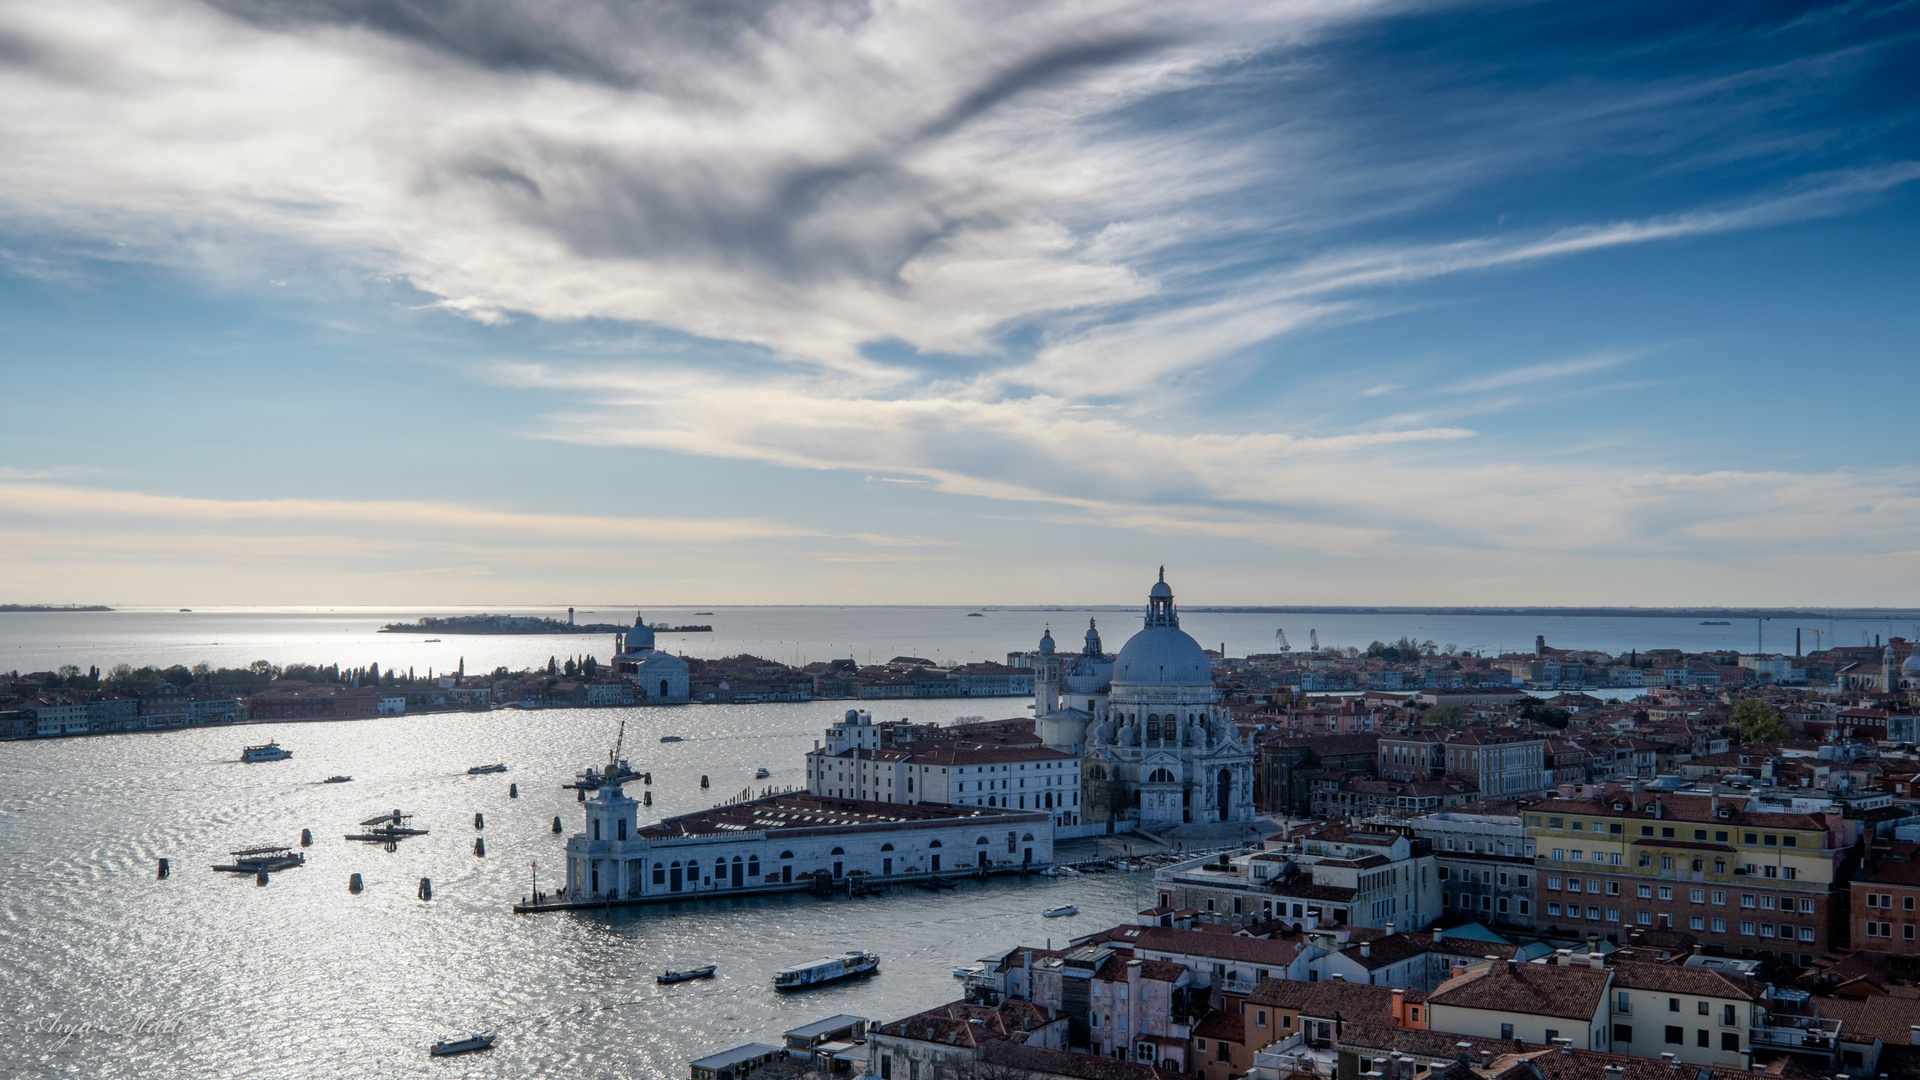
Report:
1033,571,1257,836
611,614,691,703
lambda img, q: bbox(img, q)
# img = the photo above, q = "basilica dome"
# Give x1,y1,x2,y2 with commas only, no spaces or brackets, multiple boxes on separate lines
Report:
1904,652,1920,676
1111,570,1213,687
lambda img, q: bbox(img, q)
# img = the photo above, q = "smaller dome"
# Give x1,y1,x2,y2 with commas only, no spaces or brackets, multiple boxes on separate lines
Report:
1149,580,1172,600
1039,626,1056,654
1904,653,1920,675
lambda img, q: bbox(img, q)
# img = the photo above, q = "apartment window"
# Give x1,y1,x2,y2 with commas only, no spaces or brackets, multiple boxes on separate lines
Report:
1518,874,1530,888
1637,883,1652,899
1807,927,1821,942
1740,894,1756,909
1782,867,1796,880
1661,857,1674,871
1552,849,1566,861
1658,886,1673,901
1761,896,1774,911
1690,916,1705,931
1499,898,1510,914
1548,818,1563,829
1499,872,1509,886
1723,1005,1737,1026
1667,998,1680,1012
1783,835,1798,847
1690,889,1705,904
1697,1030,1710,1048
1763,834,1777,846
1665,1026,1683,1045
1607,908,1621,922
1614,1025,1634,1044
1571,821,1582,832
1640,826,1654,837
1662,827,1676,839
1617,992,1631,1014
1500,1024,1514,1040
1722,1033,1741,1052
1637,911,1652,925
1519,899,1531,915
1257,1010,1267,1028
1607,881,1620,896
1712,891,1727,905
1908,897,1916,912
1548,876,1562,891
1638,854,1653,868
1548,902,1563,917
1694,829,1707,841
1744,832,1758,844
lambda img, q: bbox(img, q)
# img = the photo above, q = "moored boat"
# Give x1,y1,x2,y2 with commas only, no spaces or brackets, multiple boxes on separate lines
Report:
212,846,305,873
659,735,684,743
241,742,291,763
467,763,507,775
658,965,717,984
773,951,878,990
429,1033,495,1056
324,775,353,784
1043,904,1078,918
754,767,771,779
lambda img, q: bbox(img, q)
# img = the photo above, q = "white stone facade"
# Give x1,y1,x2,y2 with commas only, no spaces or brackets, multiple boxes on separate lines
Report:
563,787,1054,901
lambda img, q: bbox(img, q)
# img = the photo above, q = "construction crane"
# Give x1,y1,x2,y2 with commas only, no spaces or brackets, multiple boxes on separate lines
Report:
1274,629,1291,651
1309,629,1319,652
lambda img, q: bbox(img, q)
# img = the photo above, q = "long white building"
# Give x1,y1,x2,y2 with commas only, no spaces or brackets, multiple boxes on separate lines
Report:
562,784,1054,902
804,710,1086,835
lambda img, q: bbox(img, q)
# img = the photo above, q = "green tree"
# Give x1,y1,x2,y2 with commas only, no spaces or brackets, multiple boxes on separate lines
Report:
1425,703,1469,729
1725,699,1790,744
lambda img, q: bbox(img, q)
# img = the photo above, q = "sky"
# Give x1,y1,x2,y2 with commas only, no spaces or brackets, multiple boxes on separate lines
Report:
0,0,1917,607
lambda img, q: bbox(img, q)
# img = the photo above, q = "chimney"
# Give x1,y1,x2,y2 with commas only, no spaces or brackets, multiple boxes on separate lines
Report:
1911,1025,1920,1046
1555,948,1573,966
1331,973,1345,981
1660,1053,1678,1070
1590,952,1605,970
1361,941,1371,958
1481,1050,1493,1067
1604,1068,1626,1080
1434,926,1446,942
1386,921,1395,936
1392,988,1405,1025
1023,950,1034,998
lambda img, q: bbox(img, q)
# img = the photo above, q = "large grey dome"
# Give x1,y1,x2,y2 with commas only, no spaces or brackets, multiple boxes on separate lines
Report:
1111,569,1212,686
1905,652,1920,675
1113,625,1213,686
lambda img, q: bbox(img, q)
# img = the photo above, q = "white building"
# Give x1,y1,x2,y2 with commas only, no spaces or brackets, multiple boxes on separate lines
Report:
804,710,1086,835
611,612,690,703
1036,570,1256,836
562,786,1053,902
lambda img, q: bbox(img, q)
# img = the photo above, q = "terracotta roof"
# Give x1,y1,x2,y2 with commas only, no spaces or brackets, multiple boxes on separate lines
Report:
1810,994,1920,1046
876,999,1056,1047
1247,977,1399,1022
977,1040,1172,1080
1126,926,1307,968
1607,960,1763,1000
1427,961,1611,1022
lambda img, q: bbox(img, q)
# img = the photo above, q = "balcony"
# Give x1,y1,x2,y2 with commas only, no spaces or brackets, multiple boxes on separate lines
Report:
1750,1017,1841,1055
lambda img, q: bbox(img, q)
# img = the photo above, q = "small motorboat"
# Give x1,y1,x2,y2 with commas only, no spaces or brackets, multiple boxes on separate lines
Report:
467,763,507,775
423,638,441,642
659,735,684,743
657,965,717,984
430,1033,495,1057
324,775,353,784
966,612,984,617
1040,866,1079,877
1043,904,1078,918
754,767,771,779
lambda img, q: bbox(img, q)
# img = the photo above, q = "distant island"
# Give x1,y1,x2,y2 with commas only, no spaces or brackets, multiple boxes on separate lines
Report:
0,604,112,612
379,614,711,635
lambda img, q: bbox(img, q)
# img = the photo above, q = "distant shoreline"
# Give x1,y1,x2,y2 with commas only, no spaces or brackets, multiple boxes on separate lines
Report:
0,605,112,613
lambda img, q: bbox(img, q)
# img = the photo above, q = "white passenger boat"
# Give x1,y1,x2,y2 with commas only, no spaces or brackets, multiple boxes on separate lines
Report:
1043,904,1078,918
429,1033,495,1056
773,951,878,991
240,742,291,763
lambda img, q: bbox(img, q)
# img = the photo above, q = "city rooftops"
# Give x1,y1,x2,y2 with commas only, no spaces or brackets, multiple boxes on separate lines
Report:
1427,959,1611,1021
637,792,1044,839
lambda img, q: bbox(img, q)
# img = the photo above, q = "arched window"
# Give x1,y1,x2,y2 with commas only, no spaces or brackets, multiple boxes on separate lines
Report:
976,836,990,845
1022,833,1035,841
687,859,699,879
928,840,942,848
1148,768,1175,784
659,679,669,697
732,855,742,864
748,856,760,876
880,843,894,851
1146,715,1160,741
831,847,845,855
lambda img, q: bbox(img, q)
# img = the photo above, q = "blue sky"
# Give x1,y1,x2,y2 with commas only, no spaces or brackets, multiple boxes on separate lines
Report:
0,0,1916,606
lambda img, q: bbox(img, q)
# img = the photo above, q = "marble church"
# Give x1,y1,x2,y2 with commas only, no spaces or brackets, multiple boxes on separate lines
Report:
1033,570,1256,836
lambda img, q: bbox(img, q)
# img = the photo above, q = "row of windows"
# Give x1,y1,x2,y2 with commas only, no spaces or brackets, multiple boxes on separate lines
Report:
1617,995,1740,1025
1450,893,1527,915
1533,815,1805,848
1865,893,1917,910
1439,867,1530,888
1864,922,1917,939
1547,877,1812,911
1613,1025,1741,1052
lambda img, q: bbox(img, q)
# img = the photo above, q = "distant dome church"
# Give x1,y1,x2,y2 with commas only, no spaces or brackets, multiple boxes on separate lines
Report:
1034,569,1255,835
612,612,690,703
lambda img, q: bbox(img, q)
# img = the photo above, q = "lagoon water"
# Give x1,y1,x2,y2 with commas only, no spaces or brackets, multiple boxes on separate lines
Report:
0,701,1155,1079
4,605,1915,679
